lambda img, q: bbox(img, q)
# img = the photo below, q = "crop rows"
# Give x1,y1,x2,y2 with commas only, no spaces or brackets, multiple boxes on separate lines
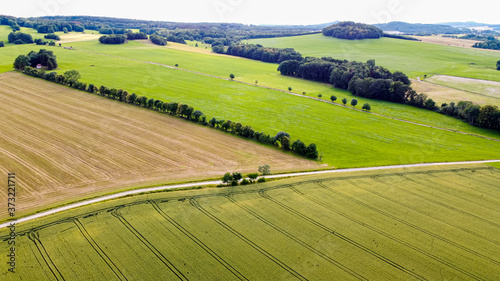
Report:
1,166,499,280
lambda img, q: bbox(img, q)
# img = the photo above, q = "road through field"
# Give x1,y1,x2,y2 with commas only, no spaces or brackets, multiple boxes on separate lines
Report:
1,159,499,230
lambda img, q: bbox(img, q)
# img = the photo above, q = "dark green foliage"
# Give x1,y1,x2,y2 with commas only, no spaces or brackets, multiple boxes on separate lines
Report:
13,55,30,70
374,22,462,35
44,34,60,40
8,32,33,44
226,44,303,63
323,21,384,40
150,34,167,46
35,38,48,45
0,41,4,47
126,32,148,40
291,139,307,156
27,49,58,70
477,105,500,130
63,70,81,82
257,177,266,183
247,173,259,181
240,179,250,185
229,73,235,80
222,173,233,185
351,99,358,107
99,34,127,44
473,38,500,50
382,33,420,41
362,103,371,111
330,95,337,102
424,98,437,110
497,60,500,71
305,143,319,159
342,98,347,105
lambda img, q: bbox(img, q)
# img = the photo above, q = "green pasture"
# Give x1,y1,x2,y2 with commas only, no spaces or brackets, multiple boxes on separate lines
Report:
0,41,499,167
1,164,499,280
249,34,500,82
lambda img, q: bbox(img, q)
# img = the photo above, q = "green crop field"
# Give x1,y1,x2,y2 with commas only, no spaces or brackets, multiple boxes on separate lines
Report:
2,164,499,280
249,34,500,82
1,27,499,168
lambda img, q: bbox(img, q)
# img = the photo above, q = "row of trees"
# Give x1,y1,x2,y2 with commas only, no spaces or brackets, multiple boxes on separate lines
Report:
14,49,58,70
472,38,500,50
150,34,167,46
438,101,499,130
221,172,264,186
98,34,127,44
224,44,303,63
8,32,33,44
322,22,384,40
18,65,321,159
126,32,148,40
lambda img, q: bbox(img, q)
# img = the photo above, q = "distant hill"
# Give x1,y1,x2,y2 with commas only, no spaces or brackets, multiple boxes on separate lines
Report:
374,21,463,35
323,21,383,40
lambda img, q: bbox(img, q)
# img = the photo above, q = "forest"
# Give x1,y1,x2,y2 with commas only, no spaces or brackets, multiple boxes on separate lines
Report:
322,21,384,40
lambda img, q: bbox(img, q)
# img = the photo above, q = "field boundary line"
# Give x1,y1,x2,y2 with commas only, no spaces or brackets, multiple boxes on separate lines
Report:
74,48,500,142
0,160,499,230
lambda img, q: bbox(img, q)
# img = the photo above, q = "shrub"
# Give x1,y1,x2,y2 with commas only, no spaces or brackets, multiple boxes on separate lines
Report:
257,177,266,183
240,179,250,185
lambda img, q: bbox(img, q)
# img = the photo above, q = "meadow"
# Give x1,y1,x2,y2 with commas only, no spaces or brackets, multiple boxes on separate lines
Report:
1,27,499,138
1,164,499,280
249,34,500,82
0,72,318,221
1,34,500,171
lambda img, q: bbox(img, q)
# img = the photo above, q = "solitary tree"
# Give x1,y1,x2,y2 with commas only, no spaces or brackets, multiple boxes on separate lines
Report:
330,95,337,102
229,73,235,80
342,98,348,105
232,172,243,183
248,173,259,182
288,86,292,92
259,164,271,175
497,60,500,71
362,103,371,111
351,99,358,107
222,173,233,185
64,70,81,82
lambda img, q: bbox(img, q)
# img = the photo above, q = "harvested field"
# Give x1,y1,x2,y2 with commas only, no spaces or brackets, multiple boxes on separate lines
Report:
1,164,499,280
411,78,500,107
0,72,319,221
410,35,481,48
426,75,500,100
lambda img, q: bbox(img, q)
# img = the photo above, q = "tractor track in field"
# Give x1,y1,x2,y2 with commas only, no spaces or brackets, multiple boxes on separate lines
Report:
149,201,248,281
189,197,308,281
0,161,499,231
258,187,428,281
224,193,368,280
74,48,500,143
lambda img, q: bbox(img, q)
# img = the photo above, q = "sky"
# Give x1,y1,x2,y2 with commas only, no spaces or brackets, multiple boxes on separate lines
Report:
2,0,498,25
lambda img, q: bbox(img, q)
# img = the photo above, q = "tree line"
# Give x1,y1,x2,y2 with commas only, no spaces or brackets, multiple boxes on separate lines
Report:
16,62,320,159
223,44,303,63
150,34,167,46
322,22,384,40
473,37,500,50
438,101,499,130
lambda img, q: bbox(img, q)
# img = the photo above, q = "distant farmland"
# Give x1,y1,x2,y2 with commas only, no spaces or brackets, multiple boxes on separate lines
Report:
1,164,499,280
0,72,318,220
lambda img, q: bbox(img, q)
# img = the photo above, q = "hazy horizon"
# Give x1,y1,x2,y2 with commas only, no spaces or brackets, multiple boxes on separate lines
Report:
2,0,499,26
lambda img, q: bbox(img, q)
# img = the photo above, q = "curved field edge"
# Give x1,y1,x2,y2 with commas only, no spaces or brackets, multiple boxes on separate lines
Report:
1,164,499,280
0,72,319,221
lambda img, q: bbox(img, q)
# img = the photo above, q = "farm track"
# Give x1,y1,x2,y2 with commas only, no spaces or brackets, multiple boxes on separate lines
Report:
257,187,428,281
224,194,368,280
308,181,500,272
1,166,498,279
110,207,188,281
75,48,500,143
27,231,65,281
189,197,308,281
149,201,248,281
1,161,499,230
73,219,128,281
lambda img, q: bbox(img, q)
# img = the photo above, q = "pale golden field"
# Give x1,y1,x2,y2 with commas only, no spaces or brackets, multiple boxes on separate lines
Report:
0,72,319,220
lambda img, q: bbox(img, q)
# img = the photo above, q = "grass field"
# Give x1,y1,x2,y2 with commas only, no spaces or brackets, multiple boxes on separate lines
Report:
426,75,500,100
1,164,499,280
1,28,499,139
249,34,500,82
0,72,319,221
